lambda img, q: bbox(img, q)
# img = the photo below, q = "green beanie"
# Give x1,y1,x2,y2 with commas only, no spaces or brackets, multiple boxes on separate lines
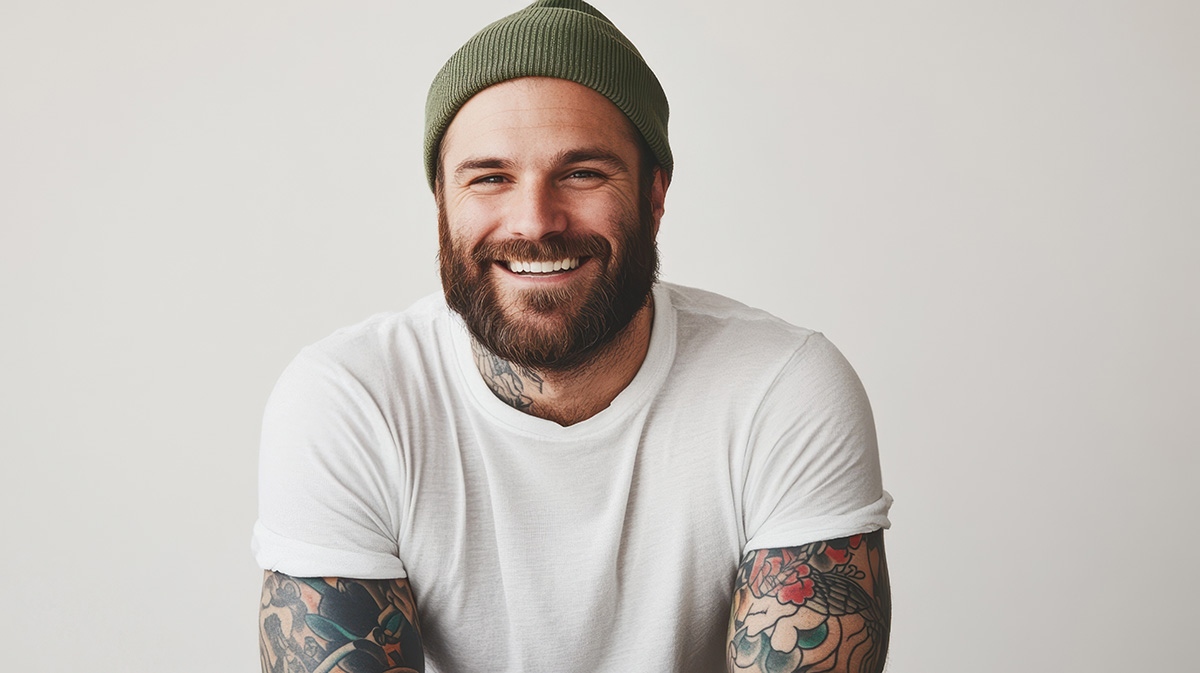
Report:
423,0,672,191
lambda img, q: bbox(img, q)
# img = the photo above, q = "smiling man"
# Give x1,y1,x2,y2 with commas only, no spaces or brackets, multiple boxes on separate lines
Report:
438,77,665,425
253,2,892,673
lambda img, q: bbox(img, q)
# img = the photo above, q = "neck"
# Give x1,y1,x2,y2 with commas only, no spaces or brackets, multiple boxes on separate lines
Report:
470,301,654,426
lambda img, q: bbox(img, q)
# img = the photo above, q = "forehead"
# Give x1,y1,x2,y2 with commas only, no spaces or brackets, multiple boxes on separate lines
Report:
440,77,639,166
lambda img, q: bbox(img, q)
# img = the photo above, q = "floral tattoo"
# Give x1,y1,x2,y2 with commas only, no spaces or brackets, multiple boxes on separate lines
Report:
729,530,890,673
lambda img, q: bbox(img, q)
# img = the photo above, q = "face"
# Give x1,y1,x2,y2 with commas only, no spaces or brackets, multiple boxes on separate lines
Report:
437,77,666,372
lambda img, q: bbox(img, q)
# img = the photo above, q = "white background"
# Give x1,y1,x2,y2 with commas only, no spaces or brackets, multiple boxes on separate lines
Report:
2,1,1196,671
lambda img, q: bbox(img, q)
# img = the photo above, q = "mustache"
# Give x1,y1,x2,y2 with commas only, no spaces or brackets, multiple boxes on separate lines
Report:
471,235,611,266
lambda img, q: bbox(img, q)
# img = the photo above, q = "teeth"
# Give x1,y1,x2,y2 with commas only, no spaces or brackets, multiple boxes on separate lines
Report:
506,258,580,274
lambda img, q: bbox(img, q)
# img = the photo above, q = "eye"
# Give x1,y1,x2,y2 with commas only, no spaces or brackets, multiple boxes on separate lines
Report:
566,169,604,181
472,174,508,185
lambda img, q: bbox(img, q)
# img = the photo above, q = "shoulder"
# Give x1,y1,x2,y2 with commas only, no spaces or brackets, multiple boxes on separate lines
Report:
660,282,835,374
287,292,450,381
659,282,869,422
267,292,455,416
303,292,448,365
258,295,457,485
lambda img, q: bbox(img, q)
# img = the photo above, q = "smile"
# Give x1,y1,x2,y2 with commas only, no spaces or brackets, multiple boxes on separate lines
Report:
503,257,582,275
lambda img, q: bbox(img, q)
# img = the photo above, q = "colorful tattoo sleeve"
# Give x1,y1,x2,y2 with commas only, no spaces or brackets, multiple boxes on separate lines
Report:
259,571,424,673
728,530,891,673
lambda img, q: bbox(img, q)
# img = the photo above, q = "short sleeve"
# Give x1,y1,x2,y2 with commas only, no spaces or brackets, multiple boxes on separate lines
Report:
741,333,892,553
251,349,407,579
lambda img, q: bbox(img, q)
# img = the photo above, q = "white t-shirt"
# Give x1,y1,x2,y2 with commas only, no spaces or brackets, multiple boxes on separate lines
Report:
252,282,891,673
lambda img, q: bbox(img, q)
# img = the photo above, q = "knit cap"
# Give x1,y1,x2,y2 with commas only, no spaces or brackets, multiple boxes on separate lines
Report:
423,0,672,190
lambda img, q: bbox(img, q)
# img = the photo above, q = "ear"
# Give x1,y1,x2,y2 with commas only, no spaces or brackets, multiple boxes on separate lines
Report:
649,167,670,236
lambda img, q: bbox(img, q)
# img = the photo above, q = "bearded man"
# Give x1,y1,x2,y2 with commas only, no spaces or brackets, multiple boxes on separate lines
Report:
254,2,892,673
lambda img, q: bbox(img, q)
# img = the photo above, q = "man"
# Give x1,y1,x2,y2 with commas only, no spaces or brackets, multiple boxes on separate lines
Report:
254,2,892,672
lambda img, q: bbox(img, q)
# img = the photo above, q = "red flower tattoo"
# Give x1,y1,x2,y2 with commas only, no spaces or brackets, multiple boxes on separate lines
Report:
748,549,817,607
777,567,815,605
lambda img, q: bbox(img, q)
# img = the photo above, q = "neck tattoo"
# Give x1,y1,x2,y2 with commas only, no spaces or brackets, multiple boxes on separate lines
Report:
470,340,545,412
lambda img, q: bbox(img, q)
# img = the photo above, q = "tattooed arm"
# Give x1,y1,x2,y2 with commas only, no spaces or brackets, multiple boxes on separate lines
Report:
728,530,890,673
259,571,424,673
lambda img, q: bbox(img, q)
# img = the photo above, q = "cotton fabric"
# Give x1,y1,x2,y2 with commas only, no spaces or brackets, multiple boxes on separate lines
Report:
253,282,891,673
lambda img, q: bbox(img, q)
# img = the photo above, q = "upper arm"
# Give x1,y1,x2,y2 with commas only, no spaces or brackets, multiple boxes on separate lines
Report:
742,335,889,552
259,570,425,673
728,529,890,673
255,350,407,579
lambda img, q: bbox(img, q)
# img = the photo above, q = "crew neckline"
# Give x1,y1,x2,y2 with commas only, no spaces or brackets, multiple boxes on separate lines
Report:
447,283,678,439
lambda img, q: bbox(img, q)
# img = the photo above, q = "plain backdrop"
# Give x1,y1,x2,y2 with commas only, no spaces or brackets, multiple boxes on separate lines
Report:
2,1,1197,671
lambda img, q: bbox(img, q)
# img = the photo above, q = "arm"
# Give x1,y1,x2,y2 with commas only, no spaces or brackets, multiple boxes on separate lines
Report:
728,530,890,673
259,571,425,673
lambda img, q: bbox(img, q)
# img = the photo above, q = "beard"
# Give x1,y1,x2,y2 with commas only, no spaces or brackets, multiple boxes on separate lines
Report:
438,192,659,373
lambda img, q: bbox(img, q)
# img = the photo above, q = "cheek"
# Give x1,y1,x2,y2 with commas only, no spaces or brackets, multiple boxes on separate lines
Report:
568,186,634,216
440,208,484,251
447,201,505,244
565,197,636,241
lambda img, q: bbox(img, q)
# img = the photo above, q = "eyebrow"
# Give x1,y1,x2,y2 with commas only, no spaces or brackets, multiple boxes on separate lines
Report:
553,148,630,173
451,147,630,181
453,157,514,179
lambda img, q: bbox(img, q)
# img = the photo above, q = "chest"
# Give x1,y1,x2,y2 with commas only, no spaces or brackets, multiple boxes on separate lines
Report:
394,407,745,672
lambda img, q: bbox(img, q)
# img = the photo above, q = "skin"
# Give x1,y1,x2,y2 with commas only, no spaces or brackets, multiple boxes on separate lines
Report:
439,77,669,426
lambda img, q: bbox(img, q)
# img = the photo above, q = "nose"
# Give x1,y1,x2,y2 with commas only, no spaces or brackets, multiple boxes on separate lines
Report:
503,180,567,240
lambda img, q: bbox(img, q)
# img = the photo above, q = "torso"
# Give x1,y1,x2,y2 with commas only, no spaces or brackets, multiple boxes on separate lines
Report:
270,282,882,673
